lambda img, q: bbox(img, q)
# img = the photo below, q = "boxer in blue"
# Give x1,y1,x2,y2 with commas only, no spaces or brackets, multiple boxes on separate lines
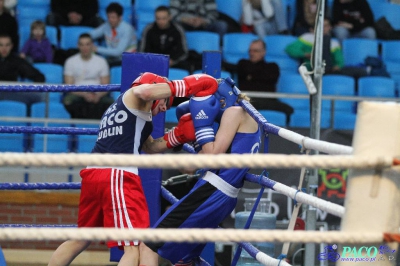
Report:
145,77,262,266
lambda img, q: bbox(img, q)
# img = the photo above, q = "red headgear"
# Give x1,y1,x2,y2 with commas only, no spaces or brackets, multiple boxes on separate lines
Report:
131,72,174,110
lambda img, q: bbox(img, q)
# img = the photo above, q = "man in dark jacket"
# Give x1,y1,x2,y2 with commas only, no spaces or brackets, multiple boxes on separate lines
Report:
332,0,376,43
46,0,103,28
0,34,46,113
0,0,18,53
140,6,189,70
237,39,294,125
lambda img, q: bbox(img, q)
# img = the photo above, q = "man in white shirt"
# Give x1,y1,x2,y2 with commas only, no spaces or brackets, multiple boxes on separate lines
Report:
63,33,113,119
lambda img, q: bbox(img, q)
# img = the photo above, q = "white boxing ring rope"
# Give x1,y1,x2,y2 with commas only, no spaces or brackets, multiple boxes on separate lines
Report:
0,152,396,169
0,228,389,244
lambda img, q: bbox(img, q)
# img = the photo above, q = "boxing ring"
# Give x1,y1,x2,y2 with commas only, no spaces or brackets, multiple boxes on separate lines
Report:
0,51,400,266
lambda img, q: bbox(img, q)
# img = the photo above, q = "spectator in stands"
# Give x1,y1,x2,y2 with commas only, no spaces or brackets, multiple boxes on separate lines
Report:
0,33,45,113
241,0,289,38
0,0,18,54
169,0,228,40
4,0,16,16
331,0,376,43
62,33,113,119
285,18,367,79
90,2,136,67
46,0,103,28
237,39,294,125
20,20,53,63
292,0,328,36
140,6,189,71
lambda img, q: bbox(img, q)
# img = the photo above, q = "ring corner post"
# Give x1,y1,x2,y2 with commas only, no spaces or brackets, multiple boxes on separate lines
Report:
337,102,400,266
110,52,169,262
202,51,222,79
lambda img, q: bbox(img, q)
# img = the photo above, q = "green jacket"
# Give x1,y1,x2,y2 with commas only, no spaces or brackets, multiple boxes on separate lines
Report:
285,33,344,70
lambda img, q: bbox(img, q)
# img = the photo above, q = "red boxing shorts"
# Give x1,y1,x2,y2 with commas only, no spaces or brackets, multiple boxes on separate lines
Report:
78,168,150,248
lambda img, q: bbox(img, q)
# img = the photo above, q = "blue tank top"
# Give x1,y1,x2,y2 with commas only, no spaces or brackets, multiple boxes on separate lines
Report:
211,127,261,188
92,94,153,154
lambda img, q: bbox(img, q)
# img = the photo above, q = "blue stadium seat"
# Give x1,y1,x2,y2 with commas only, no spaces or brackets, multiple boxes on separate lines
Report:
267,55,299,73
277,73,310,127
16,5,49,26
385,61,400,96
76,135,98,153
18,0,50,7
135,10,155,40
133,0,169,37
59,26,94,50
322,75,357,130
134,0,168,11
111,91,121,100
169,68,190,80
99,0,132,8
277,73,308,96
0,101,27,152
186,31,220,54
358,76,396,98
30,102,71,153
216,0,242,22
322,74,356,111
277,73,331,128
264,35,297,58
367,2,400,30
258,110,287,127
289,110,311,128
222,33,258,65
333,111,357,130
165,107,178,124
33,63,64,102
110,66,122,100
74,123,99,153
33,63,63,84
110,66,122,84
381,41,400,64
45,26,58,47
342,38,379,66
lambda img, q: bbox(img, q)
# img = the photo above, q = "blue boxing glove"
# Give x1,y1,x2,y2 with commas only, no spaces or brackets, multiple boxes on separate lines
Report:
189,95,220,146
175,100,190,120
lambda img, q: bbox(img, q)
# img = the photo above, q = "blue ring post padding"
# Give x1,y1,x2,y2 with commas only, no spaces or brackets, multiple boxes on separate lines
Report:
202,51,222,78
120,52,169,225
110,52,169,262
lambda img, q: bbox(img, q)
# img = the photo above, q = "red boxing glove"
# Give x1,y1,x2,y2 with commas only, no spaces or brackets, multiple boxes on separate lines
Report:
131,72,167,87
163,113,196,149
168,74,218,97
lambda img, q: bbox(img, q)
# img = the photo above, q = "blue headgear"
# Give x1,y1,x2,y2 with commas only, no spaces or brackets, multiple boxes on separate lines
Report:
214,77,241,121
